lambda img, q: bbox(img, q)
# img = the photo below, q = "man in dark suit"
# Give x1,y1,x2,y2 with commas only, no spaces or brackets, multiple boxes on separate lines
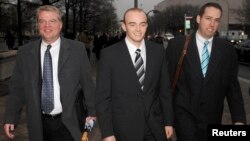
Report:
166,2,246,141
95,8,173,141
3,5,96,141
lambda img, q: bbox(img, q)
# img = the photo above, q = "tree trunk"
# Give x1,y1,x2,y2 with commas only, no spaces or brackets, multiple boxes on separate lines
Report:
17,0,23,46
42,0,51,5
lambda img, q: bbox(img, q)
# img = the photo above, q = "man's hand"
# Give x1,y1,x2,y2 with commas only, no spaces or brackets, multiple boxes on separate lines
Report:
86,116,96,122
234,122,244,125
103,135,116,141
85,116,96,131
165,126,174,139
4,123,15,139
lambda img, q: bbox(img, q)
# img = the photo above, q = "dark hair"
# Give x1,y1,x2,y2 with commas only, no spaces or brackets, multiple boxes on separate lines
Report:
198,2,222,17
123,8,147,23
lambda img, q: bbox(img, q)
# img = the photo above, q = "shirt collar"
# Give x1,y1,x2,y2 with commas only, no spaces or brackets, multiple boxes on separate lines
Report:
196,31,213,44
41,37,61,49
125,37,146,54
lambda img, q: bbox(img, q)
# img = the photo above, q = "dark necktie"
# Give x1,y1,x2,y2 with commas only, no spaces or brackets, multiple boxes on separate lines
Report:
41,45,54,113
201,41,210,77
134,49,145,90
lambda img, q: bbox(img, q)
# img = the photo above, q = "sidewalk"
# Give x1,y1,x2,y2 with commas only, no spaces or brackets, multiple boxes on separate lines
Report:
222,77,250,124
0,40,18,52
0,64,249,141
0,42,8,52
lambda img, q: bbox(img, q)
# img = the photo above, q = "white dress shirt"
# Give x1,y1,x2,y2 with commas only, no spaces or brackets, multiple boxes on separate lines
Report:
41,38,62,115
196,32,213,62
125,37,146,70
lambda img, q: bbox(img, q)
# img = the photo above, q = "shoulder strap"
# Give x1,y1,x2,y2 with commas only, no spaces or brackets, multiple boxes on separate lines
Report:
171,35,191,90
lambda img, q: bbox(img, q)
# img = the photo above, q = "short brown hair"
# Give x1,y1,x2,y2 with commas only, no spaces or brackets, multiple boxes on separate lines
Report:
198,2,222,17
123,8,147,23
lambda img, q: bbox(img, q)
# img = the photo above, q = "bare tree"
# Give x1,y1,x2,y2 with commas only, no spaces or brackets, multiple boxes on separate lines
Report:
237,0,249,27
0,0,17,32
61,0,118,35
42,0,50,5
0,0,119,43
149,4,198,35
42,0,60,5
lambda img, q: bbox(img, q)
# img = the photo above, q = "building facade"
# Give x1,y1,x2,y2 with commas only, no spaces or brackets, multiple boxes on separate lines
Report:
154,0,245,32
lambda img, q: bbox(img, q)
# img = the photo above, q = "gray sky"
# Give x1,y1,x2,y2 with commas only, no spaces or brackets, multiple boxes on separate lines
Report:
113,0,163,20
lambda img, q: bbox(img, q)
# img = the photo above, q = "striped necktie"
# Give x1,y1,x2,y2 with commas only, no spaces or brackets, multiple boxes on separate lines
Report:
201,41,210,77
134,49,145,90
41,44,54,113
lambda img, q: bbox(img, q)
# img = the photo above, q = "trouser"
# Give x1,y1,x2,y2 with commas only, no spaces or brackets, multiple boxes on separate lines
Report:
42,113,74,141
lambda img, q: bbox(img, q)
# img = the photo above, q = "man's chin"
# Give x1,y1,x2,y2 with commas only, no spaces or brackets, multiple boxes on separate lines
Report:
134,38,144,42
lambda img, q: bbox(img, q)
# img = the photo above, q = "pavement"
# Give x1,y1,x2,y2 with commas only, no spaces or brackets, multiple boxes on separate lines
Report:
0,42,8,52
0,42,249,140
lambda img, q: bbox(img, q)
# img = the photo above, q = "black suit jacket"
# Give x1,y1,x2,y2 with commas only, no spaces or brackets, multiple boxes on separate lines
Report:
166,33,246,141
4,37,95,141
95,40,173,141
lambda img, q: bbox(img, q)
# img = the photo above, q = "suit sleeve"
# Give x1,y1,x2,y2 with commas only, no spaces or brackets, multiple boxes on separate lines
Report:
160,47,174,126
166,37,185,82
95,50,114,138
4,49,25,124
166,39,175,82
226,46,246,124
79,44,96,116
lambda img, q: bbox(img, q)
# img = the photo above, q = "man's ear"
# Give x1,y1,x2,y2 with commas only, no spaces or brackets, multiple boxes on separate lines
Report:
121,23,126,32
196,15,201,24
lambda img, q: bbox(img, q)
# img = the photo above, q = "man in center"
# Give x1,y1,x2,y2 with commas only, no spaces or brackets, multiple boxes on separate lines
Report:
95,8,173,141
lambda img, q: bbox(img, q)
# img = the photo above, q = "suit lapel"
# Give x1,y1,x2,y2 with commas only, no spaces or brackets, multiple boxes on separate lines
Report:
186,35,222,83
28,40,42,107
118,40,142,90
186,34,203,80
142,41,153,93
58,37,70,73
204,38,222,83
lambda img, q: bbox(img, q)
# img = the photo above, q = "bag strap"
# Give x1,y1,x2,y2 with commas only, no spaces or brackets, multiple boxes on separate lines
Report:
171,35,191,90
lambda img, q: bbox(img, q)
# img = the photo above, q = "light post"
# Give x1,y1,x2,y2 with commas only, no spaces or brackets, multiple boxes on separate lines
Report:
17,0,23,45
134,0,138,8
146,10,160,35
146,10,160,16
225,0,229,31
184,14,192,35
110,0,113,34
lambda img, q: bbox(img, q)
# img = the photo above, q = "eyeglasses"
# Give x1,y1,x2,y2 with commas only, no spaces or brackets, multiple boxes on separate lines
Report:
38,19,59,25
